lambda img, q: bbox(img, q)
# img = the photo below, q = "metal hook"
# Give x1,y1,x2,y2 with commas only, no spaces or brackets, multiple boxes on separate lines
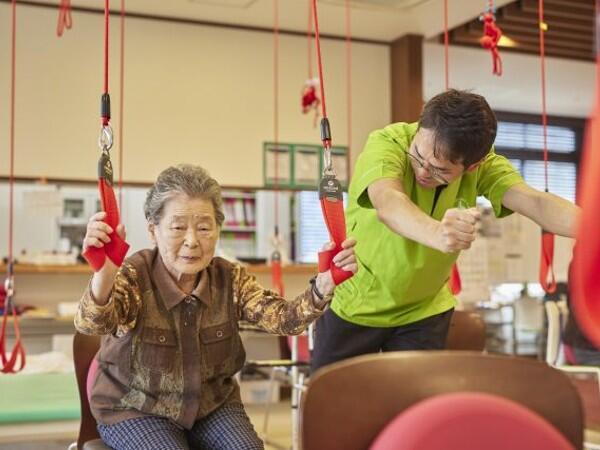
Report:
98,125,114,152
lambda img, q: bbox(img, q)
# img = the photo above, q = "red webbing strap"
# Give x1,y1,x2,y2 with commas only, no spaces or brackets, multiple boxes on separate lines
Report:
56,0,72,37
271,258,285,297
448,264,462,295
539,230,556,294
312,0,353,285
1,0,25,374
571,10,600,348
537,0,556,294
0,301,25,374
318,198,352,285
82,0,129,272
83,179,129,271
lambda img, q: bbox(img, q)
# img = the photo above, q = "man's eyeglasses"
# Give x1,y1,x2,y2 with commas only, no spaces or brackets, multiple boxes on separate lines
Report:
401,148,450,185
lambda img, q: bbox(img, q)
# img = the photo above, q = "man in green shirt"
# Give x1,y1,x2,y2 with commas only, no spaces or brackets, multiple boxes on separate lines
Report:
312,89,580,371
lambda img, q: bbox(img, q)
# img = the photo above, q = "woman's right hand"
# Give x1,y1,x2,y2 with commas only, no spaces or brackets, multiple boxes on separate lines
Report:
85,212,127,304
83,211,126,252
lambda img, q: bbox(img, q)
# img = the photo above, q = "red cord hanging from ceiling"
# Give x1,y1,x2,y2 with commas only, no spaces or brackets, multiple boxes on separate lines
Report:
537,0,556,294
56,0,72,37
441,0,463,296
118,0,125,207
82,0,130,272
312,0,353,285
1,0,26,374
570,0,600,347
302,0,320,127
271,0,284,297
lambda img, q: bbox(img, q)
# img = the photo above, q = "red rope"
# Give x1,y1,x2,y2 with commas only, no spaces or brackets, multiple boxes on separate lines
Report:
118,0,125,206
271,0,284,296
539,0,549,192
345,0,352,158
537,0,556,294
307,0,314,80
312,0,328,126
1,0,26,374
102,0,110,126
443,0,449,89
56,0,72,37
273,0,280,230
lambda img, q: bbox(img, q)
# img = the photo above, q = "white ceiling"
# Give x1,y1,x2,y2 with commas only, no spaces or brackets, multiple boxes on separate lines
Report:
29,0,516,42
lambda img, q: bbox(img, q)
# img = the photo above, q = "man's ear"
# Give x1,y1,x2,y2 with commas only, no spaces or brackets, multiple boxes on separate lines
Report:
465,159,484,172
147,222,157,245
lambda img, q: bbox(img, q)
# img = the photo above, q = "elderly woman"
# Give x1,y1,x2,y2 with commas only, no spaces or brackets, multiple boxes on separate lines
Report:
75,164,357,450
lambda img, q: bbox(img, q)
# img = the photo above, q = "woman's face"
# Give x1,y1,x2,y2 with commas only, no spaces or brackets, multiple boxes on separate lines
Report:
148,193,219,281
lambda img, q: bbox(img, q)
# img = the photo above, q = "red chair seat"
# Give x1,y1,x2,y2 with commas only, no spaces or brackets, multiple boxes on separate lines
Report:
370,392,574,450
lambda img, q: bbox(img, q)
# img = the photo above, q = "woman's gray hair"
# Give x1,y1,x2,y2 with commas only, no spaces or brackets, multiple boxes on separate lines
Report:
144,164,225,226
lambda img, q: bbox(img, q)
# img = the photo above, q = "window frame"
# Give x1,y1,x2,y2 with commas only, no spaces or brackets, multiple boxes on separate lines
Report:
493,111,585,201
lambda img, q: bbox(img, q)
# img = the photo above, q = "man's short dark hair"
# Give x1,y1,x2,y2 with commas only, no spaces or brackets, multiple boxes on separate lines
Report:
418,89,497,167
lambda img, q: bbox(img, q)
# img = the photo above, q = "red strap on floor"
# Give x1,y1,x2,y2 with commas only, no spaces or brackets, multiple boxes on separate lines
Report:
83,178,129,271
448,264,462,295
539,230,556,294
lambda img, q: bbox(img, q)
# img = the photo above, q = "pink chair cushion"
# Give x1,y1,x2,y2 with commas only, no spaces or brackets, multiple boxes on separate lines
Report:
87,356,99,401
370,392,574,450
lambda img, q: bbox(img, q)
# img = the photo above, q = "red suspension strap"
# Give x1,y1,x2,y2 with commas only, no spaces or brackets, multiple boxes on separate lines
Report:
441,0,462,295
570,0,600,347
537,0,556,294
479,0,503,76
1,0,25,374
312,0,353,286
270,0,284,296
82,0,130,271
56,0,72,37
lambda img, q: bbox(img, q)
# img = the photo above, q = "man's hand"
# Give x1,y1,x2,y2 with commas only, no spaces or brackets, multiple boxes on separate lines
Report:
436,208,480,253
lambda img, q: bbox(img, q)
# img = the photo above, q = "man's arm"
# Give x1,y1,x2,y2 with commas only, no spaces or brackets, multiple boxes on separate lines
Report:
502,183,580,238
368,178,479,253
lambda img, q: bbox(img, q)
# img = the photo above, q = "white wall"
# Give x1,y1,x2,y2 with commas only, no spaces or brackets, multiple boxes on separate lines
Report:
424,42,595,118
0,4,390,185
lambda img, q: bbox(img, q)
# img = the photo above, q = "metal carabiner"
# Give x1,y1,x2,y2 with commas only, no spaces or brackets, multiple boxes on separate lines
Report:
4,275,14,299
322,146,336,177
98,124,114,152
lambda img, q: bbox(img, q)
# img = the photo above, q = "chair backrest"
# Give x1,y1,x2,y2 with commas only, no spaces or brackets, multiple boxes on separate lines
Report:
369,392,574,450
301,351,583,450
73,332,102,450
445,310,486,351
545,300,568,366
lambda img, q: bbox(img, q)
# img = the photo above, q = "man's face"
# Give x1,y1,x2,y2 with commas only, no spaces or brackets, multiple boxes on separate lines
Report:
408,128,466,189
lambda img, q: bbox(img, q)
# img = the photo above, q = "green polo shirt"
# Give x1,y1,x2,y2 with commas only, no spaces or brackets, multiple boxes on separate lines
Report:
331,122,524,327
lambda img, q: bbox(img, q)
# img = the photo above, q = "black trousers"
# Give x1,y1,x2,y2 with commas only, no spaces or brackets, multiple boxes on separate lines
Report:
311,307,454,373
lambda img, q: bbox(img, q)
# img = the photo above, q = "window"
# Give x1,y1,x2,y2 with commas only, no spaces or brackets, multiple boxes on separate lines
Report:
295,190,348,263
494,113,583,203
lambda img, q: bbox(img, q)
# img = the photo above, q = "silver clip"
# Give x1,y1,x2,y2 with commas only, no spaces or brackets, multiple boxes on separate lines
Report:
98,125,114,152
